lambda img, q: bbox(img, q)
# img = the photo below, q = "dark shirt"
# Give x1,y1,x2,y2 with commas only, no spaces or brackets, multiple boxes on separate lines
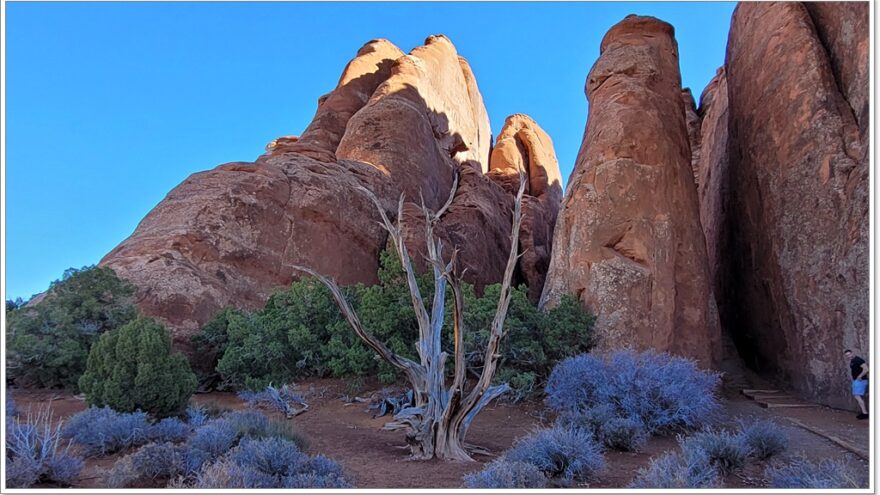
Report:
850,356,868,380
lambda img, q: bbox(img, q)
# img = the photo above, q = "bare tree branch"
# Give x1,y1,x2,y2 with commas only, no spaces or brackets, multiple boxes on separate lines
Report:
299,170,523,461
291,265,425,388
355,185,432,342
456,172,526,419
433,169,460,221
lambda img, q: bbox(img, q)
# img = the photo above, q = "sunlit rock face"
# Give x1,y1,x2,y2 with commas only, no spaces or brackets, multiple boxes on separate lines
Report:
100,36,561,354
540,15,721,367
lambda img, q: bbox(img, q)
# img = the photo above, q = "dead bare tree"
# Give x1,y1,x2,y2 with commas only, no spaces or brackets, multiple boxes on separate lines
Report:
294,171,526,461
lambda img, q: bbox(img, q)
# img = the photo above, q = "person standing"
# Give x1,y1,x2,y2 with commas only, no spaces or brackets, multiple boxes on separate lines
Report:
844,349,869,419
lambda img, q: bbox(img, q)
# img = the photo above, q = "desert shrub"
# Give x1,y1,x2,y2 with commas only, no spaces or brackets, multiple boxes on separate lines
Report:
231,437,307,477
555,404,615,434
62,407,151,456
597,416,649,452
130,442,186,480
212,279,357,390
186,421,237,459
224,410,272,438
182,437,352,488
556,405,647,452
79,316,197,417
5,408,84,487
105,456,139,488
261,420,309,450
460,284,594,399
765,457,863,488
201,249,595,397
148,417,191,443
189,307,243,390
463,459,549,488
504,426,605,486
737,419,787,460
284,472,352,489
6,266,137,390
6,455,42,488
681,428,751,475
185,405,209,427
629,448,721,488
221,410,307,448
546,350,720,434
183,457,241,488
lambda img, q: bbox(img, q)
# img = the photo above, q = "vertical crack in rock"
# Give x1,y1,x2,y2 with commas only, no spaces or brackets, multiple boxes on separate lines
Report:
707,2,868,408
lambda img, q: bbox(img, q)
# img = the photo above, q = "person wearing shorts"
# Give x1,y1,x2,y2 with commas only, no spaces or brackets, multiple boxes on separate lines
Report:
844,349,869,420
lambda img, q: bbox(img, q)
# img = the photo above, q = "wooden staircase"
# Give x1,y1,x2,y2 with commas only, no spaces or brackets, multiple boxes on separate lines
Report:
740,388,817,409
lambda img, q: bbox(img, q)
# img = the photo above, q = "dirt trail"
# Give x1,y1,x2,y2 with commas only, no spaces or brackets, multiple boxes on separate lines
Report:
8,378,871,489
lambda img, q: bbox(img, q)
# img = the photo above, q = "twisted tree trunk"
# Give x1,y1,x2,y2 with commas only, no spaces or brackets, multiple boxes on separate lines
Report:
295,171,526,461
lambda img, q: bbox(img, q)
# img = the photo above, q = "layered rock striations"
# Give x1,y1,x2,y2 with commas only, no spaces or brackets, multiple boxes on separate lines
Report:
540,15,721,366
101,36,562,351
703,2,869,407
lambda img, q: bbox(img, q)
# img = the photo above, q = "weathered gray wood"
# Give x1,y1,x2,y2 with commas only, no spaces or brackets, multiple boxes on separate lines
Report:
295,171,526,461
741,389,780,395
758,402,816,409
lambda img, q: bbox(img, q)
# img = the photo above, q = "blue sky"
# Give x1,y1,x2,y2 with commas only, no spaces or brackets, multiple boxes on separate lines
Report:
4,2,736,301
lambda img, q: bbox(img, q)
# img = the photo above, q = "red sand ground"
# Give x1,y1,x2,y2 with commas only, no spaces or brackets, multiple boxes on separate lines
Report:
9,378,871,489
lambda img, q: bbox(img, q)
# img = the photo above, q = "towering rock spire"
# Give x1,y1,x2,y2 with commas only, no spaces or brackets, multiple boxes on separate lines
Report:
540,15,721,366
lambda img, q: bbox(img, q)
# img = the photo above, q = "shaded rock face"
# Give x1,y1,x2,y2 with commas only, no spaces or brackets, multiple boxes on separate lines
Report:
101,36,561,353
682,89,702,183
693,68,732,338
401,114,563,298
708,2,869,408
803,2,870,155
540,15,721,366
489,114,564,300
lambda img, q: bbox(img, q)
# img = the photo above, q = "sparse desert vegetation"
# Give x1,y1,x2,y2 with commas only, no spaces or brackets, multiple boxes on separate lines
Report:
3,1,871,490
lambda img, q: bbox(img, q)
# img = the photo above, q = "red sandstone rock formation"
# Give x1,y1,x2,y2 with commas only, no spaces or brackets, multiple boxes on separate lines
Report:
101,36,561,351
693,68,731,330
711,2,868,407
489,114,563,300
400,115,563,299
682,88,702,183
803,2,870,155
540,15,721,366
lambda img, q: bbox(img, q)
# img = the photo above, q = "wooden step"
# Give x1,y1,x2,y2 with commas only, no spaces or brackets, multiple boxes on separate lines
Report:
741,388,780,395
749,394,794,400
758,401,816,409
742,390,788,400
